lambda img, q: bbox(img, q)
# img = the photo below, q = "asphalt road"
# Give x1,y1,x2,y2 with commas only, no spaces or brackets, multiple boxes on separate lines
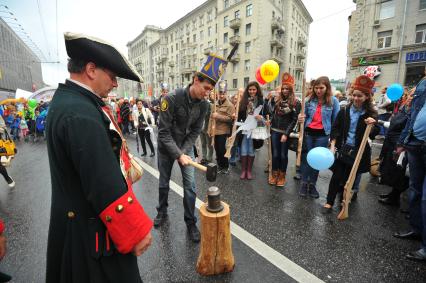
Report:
0,135,424,282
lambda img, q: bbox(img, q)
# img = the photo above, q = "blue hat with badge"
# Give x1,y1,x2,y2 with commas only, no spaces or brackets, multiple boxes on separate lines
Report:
199,54,228,85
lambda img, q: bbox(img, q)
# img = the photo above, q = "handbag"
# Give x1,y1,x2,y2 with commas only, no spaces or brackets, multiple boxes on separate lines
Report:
128,153,144,183
0,129,17,157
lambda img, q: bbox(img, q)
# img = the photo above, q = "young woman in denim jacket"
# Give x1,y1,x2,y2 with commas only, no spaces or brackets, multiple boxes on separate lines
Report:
298,76,340,198
237,81,264,180
268,73,301,187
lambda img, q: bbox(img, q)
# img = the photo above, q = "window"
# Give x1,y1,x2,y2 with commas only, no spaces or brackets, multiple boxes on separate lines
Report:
199,16,204,26
233,62,238,73
208,26,212,36
244,77,249,88
245,41,251,53
421,0,426,10
200,30,204,40
224,32,229,43
416,24,426,43
234,28,239,36
289,53,292,63
223,48,228,57
246,4,253,17
224,16,229,27
244,59,250,71
380,0,395,20
377,30,392,48
207,11,212,22
193,34,196,42
235,10,240,19
224,0,229,8
233,79,238,89
246,23,251,35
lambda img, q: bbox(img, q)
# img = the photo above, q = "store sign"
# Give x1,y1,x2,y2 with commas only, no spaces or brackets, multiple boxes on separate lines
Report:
406,51,426,63
352,53,398,67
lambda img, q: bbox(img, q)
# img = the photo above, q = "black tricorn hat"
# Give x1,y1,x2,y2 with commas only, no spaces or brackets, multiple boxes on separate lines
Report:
64,32,142,82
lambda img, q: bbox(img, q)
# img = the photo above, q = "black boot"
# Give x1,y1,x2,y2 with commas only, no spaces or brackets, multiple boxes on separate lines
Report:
187,224,200,243
0,271,12,282
153,213,168,227
378,188,400,206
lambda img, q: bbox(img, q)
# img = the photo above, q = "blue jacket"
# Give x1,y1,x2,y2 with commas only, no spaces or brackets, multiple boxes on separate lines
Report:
304,96,340,135
399,78,426,145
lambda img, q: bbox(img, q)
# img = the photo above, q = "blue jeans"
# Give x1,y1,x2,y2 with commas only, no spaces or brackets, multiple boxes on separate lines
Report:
229,145,240,163
301,134,330,184
407,148,426,250
157,149,197,225
240,134,255,156
378,113,391,136
271,131,289,171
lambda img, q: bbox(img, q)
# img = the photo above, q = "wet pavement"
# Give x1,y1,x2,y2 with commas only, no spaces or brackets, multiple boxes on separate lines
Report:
0,136,425,282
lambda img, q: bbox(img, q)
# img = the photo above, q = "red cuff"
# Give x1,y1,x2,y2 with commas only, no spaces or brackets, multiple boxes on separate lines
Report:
100,190,153,254
0,219,4,234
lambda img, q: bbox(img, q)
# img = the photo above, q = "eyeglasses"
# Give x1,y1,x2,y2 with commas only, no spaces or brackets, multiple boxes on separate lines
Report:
100,68,117,83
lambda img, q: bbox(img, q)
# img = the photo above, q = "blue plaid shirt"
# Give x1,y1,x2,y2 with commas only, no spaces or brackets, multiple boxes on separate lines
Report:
346,105,365,146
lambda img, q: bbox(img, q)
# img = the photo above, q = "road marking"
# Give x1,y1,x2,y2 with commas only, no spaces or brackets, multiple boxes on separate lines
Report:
140,160,324,283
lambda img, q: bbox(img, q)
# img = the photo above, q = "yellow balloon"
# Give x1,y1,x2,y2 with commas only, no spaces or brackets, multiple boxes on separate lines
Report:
260,60,280,83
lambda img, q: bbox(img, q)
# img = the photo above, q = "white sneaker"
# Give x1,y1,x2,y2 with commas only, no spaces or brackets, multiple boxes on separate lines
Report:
7,179,15,188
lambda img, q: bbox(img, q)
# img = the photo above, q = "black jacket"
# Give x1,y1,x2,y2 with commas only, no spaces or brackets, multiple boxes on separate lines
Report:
158,86,208,159
270,99,301,136
331,106,379,173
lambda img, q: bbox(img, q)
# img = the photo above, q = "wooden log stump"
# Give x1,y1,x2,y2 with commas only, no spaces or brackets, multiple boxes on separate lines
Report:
196,201,235,276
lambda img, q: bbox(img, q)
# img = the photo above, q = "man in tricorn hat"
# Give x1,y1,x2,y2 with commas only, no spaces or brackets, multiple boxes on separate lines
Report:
154,54,227,242
46,32,153,282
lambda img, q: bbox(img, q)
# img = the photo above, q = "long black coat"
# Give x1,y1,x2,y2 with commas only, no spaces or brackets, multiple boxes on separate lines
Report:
330,105,379,174
46,80,149,283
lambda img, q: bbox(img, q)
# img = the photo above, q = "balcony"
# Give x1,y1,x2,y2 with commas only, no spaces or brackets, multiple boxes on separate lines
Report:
230,53,240,63
270,36,284,48
204,46,214,55
230,18,242,29
230,35,241,46
156,67,164,73
297,49,306,59
271,18,285,32
298,36,307,47
161,53,168,62
295,63,305,72
181,66,196,75
170,73,175,78
271,55,284,64
168,61,175,67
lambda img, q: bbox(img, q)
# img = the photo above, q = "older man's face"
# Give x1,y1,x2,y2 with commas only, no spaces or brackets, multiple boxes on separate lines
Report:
93,67,118,98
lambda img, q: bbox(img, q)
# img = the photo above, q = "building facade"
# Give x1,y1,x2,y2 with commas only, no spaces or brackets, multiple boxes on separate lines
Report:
0,18,43,94
120,0,312,98
347,0,426,94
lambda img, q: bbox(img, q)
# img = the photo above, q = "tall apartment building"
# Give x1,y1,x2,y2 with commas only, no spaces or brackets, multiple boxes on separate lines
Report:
347,0,426,92
119,0,312,98
0,17,43,94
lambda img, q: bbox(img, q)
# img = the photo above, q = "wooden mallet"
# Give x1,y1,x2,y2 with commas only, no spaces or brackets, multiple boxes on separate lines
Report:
188,160,218,182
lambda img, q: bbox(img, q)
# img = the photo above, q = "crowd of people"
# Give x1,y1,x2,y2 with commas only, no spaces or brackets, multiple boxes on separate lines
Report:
106,70,424,262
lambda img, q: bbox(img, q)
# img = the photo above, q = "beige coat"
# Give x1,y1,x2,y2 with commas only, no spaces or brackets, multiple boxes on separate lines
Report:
208,98,235,136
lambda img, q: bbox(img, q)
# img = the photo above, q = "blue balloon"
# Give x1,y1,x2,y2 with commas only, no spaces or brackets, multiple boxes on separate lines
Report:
386,83,404,102
307,147,335,171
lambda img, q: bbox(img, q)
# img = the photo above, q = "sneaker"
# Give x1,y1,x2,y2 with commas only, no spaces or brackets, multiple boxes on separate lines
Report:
219,168,230,174
153,213,168,227
308,184,320,199
293,173,301,180
7,178,15,188
187,224,200,243
299,183,308,197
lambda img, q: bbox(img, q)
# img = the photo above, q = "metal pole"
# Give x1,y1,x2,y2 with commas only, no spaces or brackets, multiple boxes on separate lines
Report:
396,0,408,83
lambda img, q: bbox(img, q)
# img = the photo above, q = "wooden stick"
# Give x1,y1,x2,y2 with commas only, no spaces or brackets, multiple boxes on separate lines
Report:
266,114,272,180
296,79,306,167
224,89,243,158
210,90,217,147
337,123,373,220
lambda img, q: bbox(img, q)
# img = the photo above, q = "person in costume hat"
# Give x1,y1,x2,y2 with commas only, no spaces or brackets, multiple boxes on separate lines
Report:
298,76,340,198
209,80,235,174
45,32,153,283
267,73,301,187
322,75,379,213
154,54,226,242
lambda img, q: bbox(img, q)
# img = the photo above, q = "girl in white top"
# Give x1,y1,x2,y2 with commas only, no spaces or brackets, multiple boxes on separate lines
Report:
132,99,156,157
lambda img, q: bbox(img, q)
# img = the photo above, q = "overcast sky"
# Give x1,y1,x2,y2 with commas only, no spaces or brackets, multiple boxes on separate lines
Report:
1,0,356,86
